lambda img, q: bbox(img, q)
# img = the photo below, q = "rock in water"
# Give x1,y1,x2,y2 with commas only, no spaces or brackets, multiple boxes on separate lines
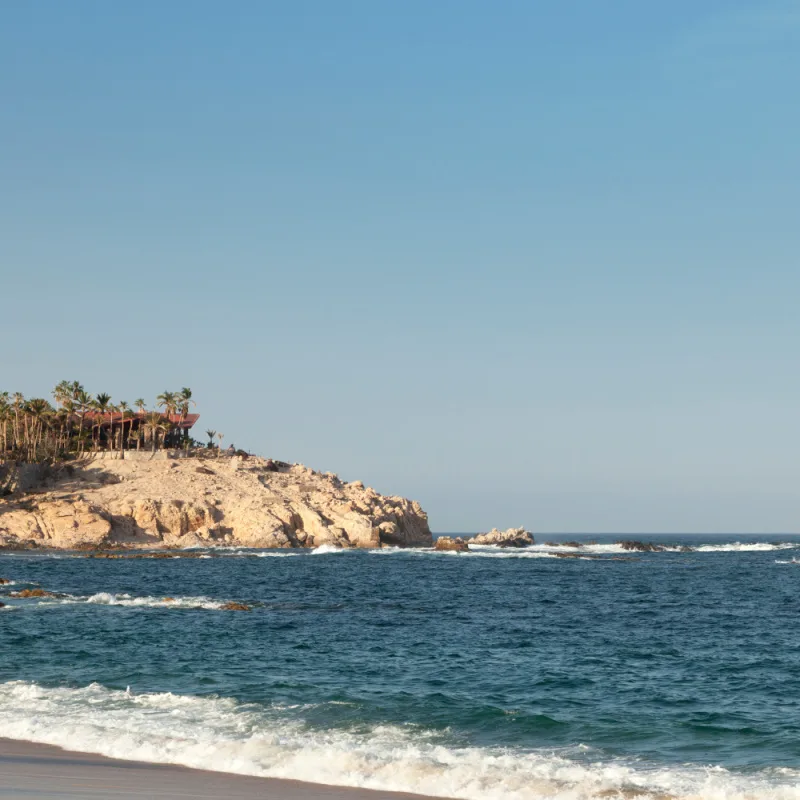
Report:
434,536,470,552
9,588,58,598
467,527,534,548
616,540,666,552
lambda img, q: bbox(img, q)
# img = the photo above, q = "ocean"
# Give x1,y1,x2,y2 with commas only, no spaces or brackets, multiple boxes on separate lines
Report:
1,534,799,800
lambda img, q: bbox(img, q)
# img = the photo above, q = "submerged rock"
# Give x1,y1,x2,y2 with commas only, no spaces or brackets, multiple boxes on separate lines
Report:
220,602,250,612
467,527,534,548
10,588,58,598
0,578,10,585
434,536,470,552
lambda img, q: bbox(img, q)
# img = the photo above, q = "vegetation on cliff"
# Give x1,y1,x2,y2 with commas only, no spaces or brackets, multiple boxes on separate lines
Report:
0,382,207,463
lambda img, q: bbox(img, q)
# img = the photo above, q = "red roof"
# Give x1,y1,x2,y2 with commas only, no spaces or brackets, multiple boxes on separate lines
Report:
79,412,200,429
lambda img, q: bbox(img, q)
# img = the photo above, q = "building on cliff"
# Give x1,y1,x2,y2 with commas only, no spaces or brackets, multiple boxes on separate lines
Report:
81,412,200,450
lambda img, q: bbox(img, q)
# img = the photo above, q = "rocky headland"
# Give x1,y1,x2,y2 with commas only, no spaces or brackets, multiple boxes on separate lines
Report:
0,454,432,551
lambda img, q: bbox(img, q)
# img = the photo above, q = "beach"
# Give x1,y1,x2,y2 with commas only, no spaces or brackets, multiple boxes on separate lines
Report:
0,738,445,800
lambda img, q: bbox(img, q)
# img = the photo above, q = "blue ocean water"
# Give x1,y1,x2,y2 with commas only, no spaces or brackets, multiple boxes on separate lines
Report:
1,535,800,799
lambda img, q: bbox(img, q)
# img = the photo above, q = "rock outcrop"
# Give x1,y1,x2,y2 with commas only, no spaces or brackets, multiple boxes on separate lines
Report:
616,540,665,552
0,455,432,551
434,536,469,552
467,527,533,548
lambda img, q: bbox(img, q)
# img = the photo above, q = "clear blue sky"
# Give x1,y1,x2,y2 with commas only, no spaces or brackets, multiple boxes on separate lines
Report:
2,1,798,533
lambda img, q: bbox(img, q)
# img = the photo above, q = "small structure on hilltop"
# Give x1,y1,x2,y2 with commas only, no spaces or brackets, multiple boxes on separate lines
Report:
81,412,200,451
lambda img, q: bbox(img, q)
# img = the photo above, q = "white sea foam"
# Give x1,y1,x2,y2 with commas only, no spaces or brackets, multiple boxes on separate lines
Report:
0,681,797,800
775,558,800,565
367,547,559,559
694,542,796,552
84,592,227,609
475,541,798,556
311,544,349,555
9,592,229,610
252,551,303,558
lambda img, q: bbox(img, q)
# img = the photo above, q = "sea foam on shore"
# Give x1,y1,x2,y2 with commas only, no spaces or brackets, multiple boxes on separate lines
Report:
0,680,798,800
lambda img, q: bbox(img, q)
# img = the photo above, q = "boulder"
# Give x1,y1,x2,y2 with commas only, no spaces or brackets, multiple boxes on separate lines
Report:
220,602,250,611
435,536,469,552
467,527,534,548
10,588,58,598
616,540,666,552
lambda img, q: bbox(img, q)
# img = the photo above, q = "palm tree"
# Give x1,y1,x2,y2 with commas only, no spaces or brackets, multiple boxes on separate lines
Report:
0,396,12,458
178,388,195,449
25,399,53,461
93,393,112,450
144,412,168,452
74,389,93,453
156,391,177,447
11,393,24,451
52,381,74,409
216,432,224,457
118,401,130,456
205,429,217,449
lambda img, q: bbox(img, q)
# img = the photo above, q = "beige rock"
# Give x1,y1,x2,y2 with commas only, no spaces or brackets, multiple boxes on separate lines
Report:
0,455,432,551
434,536,469,552
467,527,534,548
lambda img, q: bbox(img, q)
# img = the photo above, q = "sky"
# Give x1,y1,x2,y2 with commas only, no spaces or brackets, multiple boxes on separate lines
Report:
1,1,798,533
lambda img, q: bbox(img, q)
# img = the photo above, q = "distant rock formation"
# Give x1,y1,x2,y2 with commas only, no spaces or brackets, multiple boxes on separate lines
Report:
616,540,666,552
434,536,470,552
467,527,534,548
0,455,432,551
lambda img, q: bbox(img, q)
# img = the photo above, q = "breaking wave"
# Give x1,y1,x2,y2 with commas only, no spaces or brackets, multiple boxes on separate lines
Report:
311,544,350,555
4,592,229,610
0,681,797,800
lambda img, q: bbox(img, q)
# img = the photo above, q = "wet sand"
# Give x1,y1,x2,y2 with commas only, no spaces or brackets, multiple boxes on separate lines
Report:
0,738,448,800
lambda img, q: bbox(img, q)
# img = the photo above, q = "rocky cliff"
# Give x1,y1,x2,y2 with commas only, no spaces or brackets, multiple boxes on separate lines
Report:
0,455,432,550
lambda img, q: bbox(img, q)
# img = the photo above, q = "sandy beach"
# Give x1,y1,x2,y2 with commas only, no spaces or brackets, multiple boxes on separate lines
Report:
0,738,447,800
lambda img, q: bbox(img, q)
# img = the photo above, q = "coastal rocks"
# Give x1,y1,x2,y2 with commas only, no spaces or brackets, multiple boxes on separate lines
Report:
9,589,58,598
0,578,10,585
616,540,666,552
435,536,470,552
0,500,111,550
220,602,250,612
467,527,534,548
0,455,432,551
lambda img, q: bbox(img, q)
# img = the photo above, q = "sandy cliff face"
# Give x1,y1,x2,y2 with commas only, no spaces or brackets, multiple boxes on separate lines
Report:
0,455,432,550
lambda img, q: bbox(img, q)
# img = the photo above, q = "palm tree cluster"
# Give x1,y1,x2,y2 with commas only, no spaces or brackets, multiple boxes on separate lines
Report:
0,382,202,464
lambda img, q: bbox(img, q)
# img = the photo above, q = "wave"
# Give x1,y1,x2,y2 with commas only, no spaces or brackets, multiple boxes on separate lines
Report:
84,592,227,609
693,542,796,552
311,544,350,555
0,681,797,800
775,558,800,565
367,547,561,559
481,542,799,555
5,592,228,610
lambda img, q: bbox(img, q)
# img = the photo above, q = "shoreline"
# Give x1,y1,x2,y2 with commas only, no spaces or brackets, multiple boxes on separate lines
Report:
0,737,452,800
